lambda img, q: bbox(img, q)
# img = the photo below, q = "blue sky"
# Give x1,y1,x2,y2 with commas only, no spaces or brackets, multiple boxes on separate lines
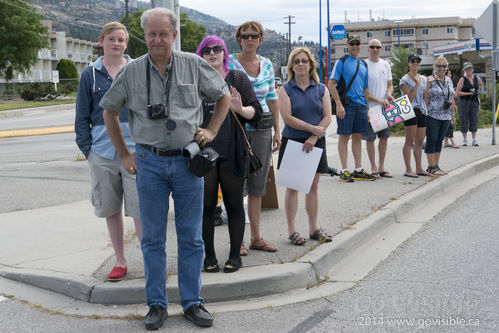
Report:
180,0,492,43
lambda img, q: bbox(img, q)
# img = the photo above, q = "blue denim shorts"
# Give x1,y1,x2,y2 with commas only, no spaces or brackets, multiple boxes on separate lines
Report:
337,102,369,135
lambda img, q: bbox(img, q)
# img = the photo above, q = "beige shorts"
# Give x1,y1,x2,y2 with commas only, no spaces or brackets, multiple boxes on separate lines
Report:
88,151,140,219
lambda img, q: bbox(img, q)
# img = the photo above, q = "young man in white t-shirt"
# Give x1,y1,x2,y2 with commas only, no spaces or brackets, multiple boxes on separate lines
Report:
363,38,395,178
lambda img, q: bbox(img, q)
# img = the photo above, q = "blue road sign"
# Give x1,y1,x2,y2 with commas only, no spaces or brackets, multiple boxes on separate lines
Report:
330,24,346,40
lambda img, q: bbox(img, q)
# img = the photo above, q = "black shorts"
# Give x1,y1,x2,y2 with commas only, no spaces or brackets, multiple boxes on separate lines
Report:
404,108,427,128
277,136,328,174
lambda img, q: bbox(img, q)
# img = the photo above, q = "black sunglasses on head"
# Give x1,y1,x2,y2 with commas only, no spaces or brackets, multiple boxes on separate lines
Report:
240,33,260,40
369,45,381,49
410,59,421,63
201,45,223,55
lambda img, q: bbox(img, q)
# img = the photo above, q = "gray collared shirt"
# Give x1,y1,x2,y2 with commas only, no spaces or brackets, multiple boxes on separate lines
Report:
100,50,229,148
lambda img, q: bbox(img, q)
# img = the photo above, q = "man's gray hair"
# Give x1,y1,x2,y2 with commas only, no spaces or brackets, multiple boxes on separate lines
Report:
141,7,177,32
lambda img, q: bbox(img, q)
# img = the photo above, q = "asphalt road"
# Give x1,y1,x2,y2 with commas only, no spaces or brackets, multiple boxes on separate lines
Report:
0,132,89,214
1,173,498,332
0,104,75,130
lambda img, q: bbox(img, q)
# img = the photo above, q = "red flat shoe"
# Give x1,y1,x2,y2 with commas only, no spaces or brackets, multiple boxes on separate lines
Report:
107,266,127,281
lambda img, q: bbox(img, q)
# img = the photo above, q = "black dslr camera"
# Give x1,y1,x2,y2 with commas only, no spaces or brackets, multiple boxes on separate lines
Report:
147,104,168,119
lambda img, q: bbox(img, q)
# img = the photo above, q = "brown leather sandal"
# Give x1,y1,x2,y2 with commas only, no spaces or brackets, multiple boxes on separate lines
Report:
240,240,248,256
249,238,278,252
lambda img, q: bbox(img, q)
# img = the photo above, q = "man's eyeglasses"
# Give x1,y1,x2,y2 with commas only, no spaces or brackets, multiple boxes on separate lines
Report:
201,45,223,56
349,41,360,46
369,45,382,49
410,59,421,64
240,33,260,40
436,64,448,69
293,58,310,65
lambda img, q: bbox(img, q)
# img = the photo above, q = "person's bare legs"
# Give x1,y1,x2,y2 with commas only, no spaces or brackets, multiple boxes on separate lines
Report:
133,218,142,241
414,127,430,175
285,188,299,236
305,174,320,235
403,125,417,175
377,137,388,173
365,140,377,173
248,194,278,251
426,153,435,168
106,212,127,267
247,194,262,241
338,134,350,170
471,131,477,140
351,133,363,169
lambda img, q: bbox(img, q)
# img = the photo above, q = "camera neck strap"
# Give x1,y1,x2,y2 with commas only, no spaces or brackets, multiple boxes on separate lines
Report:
146,53,175,109
436,79,450,100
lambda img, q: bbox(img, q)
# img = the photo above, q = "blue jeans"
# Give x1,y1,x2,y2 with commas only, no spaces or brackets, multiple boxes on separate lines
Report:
425,116,450,154
135,144,204,311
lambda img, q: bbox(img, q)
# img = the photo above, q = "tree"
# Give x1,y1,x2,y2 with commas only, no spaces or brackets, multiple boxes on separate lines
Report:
0,0,49,81
121,10,206,58
390,47,414,98
179,13,206,53
122,10,147,59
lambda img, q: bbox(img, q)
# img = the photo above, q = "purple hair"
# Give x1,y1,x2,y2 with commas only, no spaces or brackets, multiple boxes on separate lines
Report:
195,35,230,73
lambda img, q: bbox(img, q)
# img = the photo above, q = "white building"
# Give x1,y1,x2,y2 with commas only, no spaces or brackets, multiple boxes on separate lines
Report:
329,16,475,70
0,21,98,94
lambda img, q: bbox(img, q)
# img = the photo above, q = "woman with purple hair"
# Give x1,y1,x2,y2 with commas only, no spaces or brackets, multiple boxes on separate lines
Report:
196,36,262,273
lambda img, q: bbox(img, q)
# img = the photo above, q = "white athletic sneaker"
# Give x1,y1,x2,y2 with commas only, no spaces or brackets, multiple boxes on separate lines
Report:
472,139,479,146
462,139,468,146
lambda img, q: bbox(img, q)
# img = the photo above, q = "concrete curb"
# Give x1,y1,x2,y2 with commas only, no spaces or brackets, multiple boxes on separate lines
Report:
2,153,498,304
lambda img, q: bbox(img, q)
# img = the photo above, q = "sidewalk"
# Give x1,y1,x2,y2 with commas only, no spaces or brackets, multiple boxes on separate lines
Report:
1,115,499,305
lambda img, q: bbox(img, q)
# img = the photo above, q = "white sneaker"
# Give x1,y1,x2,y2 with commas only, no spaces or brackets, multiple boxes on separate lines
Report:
472,139,479,146
462,139,468,146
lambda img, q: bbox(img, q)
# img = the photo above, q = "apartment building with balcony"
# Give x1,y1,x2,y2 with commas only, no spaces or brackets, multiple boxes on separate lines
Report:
329,16,475,71
0,20,98,94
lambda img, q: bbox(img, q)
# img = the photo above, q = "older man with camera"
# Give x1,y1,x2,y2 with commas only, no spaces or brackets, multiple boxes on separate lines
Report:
101,8,230,331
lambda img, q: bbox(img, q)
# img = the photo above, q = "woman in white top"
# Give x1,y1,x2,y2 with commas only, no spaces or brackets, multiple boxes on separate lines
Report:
400,52,431,178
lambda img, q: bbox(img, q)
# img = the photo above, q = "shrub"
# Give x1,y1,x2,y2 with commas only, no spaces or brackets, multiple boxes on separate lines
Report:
20,82,59,101
57,59,79,79
59,81,78,95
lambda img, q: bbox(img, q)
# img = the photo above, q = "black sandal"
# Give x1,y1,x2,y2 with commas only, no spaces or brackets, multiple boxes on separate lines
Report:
203,257,219,273
223,257,242,273
310,229,333,243
289,232,307,245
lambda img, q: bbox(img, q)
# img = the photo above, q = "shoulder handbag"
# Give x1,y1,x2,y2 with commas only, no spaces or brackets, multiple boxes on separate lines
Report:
331,58,360,115
231,108,262,175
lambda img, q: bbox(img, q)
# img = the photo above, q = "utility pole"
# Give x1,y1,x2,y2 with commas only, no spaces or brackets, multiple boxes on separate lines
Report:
283,15,295,60
125,0,129,30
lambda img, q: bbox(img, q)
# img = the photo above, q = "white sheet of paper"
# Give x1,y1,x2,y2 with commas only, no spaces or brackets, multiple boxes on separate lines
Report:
276,140,323,194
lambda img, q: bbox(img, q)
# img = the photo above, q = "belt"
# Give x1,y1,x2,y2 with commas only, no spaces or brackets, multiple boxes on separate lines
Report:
139,144,182,157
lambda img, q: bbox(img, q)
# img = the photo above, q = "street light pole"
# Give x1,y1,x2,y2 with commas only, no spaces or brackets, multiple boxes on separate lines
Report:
398,23,400,48
394,20,404,49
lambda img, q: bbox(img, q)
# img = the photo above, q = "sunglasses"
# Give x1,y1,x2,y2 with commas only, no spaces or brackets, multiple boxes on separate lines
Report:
436,64,447,69
240,33,260,40
349,41,360,46
293,58,310,65
201,45,223,55
410,59,421,63
369,45,382,49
